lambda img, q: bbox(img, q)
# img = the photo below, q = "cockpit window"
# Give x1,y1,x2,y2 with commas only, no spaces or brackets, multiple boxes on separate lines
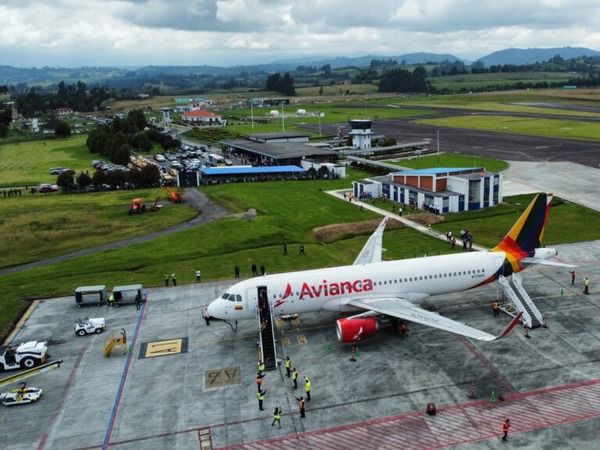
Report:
236,295,242,302
221,293,235,301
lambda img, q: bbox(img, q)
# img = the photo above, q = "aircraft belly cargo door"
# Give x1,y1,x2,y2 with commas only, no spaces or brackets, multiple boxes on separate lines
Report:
257,286,277,370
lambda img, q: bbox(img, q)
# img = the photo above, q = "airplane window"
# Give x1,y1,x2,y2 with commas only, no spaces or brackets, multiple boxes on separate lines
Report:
221,293,230,299
236,295,242,302
419,276,423,280
384,281,387,285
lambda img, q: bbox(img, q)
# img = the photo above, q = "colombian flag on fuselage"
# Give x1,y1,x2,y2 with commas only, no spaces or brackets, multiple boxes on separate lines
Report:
492,193,552,275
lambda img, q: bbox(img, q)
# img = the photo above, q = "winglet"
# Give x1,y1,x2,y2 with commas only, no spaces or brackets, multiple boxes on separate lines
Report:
496,312,524,340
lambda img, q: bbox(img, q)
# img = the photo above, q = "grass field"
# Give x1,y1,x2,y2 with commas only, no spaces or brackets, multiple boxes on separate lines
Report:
0,135,95,187
416,115,600,141
370,90,600,118
390,153,509,173
433,194,600,247
429,71,577,92
0,188,197,268
295,84,378,96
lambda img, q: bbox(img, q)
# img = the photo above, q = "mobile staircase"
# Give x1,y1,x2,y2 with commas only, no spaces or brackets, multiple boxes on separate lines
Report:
258,303,278,371
498,273,545,329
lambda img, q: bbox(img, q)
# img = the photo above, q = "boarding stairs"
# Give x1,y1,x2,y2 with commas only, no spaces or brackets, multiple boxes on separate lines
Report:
498,274,544,329
258,304,278,371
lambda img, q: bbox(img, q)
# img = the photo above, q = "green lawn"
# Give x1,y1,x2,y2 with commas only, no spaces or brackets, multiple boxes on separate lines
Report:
368,91,600,118
0,188,197,268
429,71,577,92
390,153,509,173
0,135,95,187
433,194,600,247
416,115,600,141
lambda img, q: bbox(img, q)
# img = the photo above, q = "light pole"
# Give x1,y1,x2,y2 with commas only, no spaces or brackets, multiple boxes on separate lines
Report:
250,101,254,129
318,113,322,137
436,127,440,161
281,103,285,131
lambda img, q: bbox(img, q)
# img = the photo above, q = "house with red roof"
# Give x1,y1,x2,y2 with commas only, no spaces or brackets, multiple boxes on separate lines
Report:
182,109,225,126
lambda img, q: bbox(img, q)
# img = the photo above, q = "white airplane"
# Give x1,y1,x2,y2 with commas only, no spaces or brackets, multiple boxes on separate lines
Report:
206,193,570,343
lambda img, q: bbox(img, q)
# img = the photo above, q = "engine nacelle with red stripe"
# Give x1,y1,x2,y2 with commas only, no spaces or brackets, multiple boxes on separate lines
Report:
336,317,378,343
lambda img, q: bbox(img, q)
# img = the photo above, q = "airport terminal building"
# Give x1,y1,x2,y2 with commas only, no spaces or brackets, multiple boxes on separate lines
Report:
353,167,503,213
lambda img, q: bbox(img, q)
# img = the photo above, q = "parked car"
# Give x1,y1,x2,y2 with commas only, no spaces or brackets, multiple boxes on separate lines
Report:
49,167,65,175
38,184,59,193
154,154,166,162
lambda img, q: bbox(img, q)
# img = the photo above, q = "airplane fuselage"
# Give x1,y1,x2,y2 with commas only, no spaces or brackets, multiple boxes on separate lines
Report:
206,251,507,320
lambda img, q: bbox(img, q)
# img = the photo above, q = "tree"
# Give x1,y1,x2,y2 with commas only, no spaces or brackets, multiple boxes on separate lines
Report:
138,165,160,187
92,170,107,188
0,102,11,138
56,171,74,192
127,109,147,131
54,120,72,138
112,144,131,166
279,73,296,96
76,171,92,190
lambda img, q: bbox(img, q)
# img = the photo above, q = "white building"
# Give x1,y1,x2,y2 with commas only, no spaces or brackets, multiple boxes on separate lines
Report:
353,167,503,213
349,119,373,150
182,110,225,125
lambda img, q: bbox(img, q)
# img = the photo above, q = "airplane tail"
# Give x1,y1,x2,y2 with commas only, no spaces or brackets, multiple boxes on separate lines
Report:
492,193,552,273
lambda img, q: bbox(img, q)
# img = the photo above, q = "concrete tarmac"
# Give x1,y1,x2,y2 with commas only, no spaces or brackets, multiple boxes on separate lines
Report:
1,240,600,449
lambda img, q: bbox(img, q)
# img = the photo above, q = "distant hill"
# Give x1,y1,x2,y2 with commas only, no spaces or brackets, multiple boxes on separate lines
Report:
271,52,466,69
479,47,600,66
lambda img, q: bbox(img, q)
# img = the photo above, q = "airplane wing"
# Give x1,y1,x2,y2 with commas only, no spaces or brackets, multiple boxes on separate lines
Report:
353,217,388,265
348,297,522,342
520,257,576,268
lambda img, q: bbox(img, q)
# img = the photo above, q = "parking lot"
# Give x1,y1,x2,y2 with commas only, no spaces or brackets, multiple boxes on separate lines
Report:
1,238,600,449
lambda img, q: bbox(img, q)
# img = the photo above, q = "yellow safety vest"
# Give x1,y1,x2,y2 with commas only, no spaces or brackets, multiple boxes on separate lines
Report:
274,410,281,420
292,370,298,380
585,278,590,286
258,362,265,372
285,359,291,369
305,379,311,392
257,392,264,401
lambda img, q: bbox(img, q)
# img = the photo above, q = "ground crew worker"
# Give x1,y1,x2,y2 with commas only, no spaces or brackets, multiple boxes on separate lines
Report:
291,368,298,389
492,302,500,317
304,376,312,401
163,273,169,287
107,293,115,307
295,396,306,418
299,244,305,256
135,293,142,310
234,264,240,278
195,269,201,282
569,270,575,286
584,276,590,295
171,272,177,286
272,406,282,428
251,263,257,276
257,388,266,411
283,243,287,256
260,265,265,276
256,372,263,391
258,360,265,376
502,418,511,441
284,356,292,377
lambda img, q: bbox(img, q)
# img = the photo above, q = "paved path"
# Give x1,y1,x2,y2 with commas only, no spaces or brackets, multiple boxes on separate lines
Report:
325,189,488,251
221,377,600,449
0,188,229,276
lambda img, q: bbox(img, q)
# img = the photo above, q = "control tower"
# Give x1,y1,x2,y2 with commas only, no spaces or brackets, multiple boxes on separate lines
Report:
349,119,373,150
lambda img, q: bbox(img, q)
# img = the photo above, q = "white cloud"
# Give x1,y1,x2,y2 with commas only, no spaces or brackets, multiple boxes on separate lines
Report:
0,0,598,66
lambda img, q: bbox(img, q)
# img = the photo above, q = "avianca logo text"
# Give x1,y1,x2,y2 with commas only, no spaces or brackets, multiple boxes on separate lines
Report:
299,279,373,300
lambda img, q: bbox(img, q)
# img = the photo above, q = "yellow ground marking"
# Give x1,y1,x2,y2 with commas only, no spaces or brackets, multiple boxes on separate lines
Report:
298,335,307,345
282,337,290,346
145,338,182,358
204,367,241,388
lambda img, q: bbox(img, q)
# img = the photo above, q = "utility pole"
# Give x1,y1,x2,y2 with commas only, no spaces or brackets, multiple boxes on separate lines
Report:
281,103,285,131
251,101,254,129
436,127,440,161
318,113,322,136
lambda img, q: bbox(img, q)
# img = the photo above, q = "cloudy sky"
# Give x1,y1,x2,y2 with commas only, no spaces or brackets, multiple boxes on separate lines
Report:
0,0,599,67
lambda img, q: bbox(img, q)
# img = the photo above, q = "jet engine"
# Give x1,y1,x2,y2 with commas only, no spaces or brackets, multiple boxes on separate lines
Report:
534,248,558,259
336,317,378,343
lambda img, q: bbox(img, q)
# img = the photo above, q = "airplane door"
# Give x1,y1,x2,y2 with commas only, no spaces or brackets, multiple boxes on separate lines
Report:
257,286,269,312
247,288,258,317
